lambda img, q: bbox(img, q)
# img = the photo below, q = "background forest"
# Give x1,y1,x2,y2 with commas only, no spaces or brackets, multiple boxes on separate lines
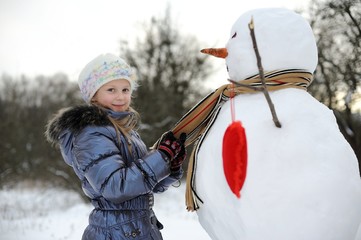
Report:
1,0,360,198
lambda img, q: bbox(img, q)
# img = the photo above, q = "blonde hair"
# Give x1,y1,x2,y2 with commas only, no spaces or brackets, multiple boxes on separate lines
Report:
108,107,140,153
107,107,140,139
91,100,140,145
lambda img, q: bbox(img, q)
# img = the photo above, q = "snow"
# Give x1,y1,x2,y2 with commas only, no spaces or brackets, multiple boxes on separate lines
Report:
195,89,361,240
191,8,361,240
225,8,318,81
2,7,361,240
0,182,210,240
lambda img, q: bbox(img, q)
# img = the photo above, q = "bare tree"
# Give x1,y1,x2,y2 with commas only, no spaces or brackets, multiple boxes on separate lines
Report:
1,6,214,192
119,6,214,146
307,0,361,173
0,74,83,194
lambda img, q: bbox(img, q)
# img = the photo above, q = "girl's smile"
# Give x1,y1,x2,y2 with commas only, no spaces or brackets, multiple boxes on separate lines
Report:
92,79,132,112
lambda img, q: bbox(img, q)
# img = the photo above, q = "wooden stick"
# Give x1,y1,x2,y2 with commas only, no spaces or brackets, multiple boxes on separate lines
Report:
228,79,262,91
248,17,282,128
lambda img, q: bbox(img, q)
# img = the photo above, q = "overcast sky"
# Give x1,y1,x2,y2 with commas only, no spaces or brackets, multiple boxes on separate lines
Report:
0,0,310,87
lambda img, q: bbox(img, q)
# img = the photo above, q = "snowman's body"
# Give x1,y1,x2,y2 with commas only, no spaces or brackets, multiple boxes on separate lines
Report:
196,89,361,240
194,8,361,240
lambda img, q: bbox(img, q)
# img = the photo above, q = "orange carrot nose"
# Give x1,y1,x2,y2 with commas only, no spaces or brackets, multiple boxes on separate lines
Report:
200,48,228,58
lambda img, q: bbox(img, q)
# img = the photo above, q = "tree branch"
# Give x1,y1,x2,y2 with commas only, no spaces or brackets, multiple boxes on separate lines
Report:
248,17,282,128
228,79,262,91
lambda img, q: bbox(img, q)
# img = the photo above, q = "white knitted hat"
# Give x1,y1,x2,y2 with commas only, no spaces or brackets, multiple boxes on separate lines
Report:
78,53,137,103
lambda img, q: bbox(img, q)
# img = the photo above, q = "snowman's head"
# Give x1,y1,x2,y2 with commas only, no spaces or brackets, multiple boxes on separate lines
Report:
203,8,318,81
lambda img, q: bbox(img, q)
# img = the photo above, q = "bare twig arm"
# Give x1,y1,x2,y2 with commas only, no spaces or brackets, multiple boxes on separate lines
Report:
228,79,262,91
248,17,282,128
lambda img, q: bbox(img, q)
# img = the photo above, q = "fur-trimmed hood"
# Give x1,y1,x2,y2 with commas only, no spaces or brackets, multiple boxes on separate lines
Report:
45,105,112,145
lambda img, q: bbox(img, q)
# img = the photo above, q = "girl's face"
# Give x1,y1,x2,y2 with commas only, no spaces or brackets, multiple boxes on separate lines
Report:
92,79,132,112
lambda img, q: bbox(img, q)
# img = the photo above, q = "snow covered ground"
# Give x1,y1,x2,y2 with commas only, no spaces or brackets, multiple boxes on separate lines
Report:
0,182,211,240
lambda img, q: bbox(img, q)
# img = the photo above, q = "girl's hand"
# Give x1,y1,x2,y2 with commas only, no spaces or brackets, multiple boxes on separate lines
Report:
158,131,182,160
170,143,186,172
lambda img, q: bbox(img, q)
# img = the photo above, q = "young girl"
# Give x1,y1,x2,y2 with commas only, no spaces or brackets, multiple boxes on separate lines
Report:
46,53,186,240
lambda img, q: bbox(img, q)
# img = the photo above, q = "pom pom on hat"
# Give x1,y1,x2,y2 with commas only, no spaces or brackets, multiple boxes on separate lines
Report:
78,53,138,103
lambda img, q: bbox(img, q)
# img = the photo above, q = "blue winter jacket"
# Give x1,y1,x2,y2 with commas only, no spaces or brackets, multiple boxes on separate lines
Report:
46,105,183,240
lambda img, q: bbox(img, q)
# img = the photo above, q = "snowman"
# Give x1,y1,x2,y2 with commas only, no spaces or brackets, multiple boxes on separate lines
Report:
177,8,361,240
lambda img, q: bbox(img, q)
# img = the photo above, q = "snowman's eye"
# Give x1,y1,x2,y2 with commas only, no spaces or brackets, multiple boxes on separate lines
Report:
232,32,237,38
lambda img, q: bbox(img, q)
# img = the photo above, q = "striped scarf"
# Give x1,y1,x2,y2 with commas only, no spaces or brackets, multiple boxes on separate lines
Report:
154,69,313,211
